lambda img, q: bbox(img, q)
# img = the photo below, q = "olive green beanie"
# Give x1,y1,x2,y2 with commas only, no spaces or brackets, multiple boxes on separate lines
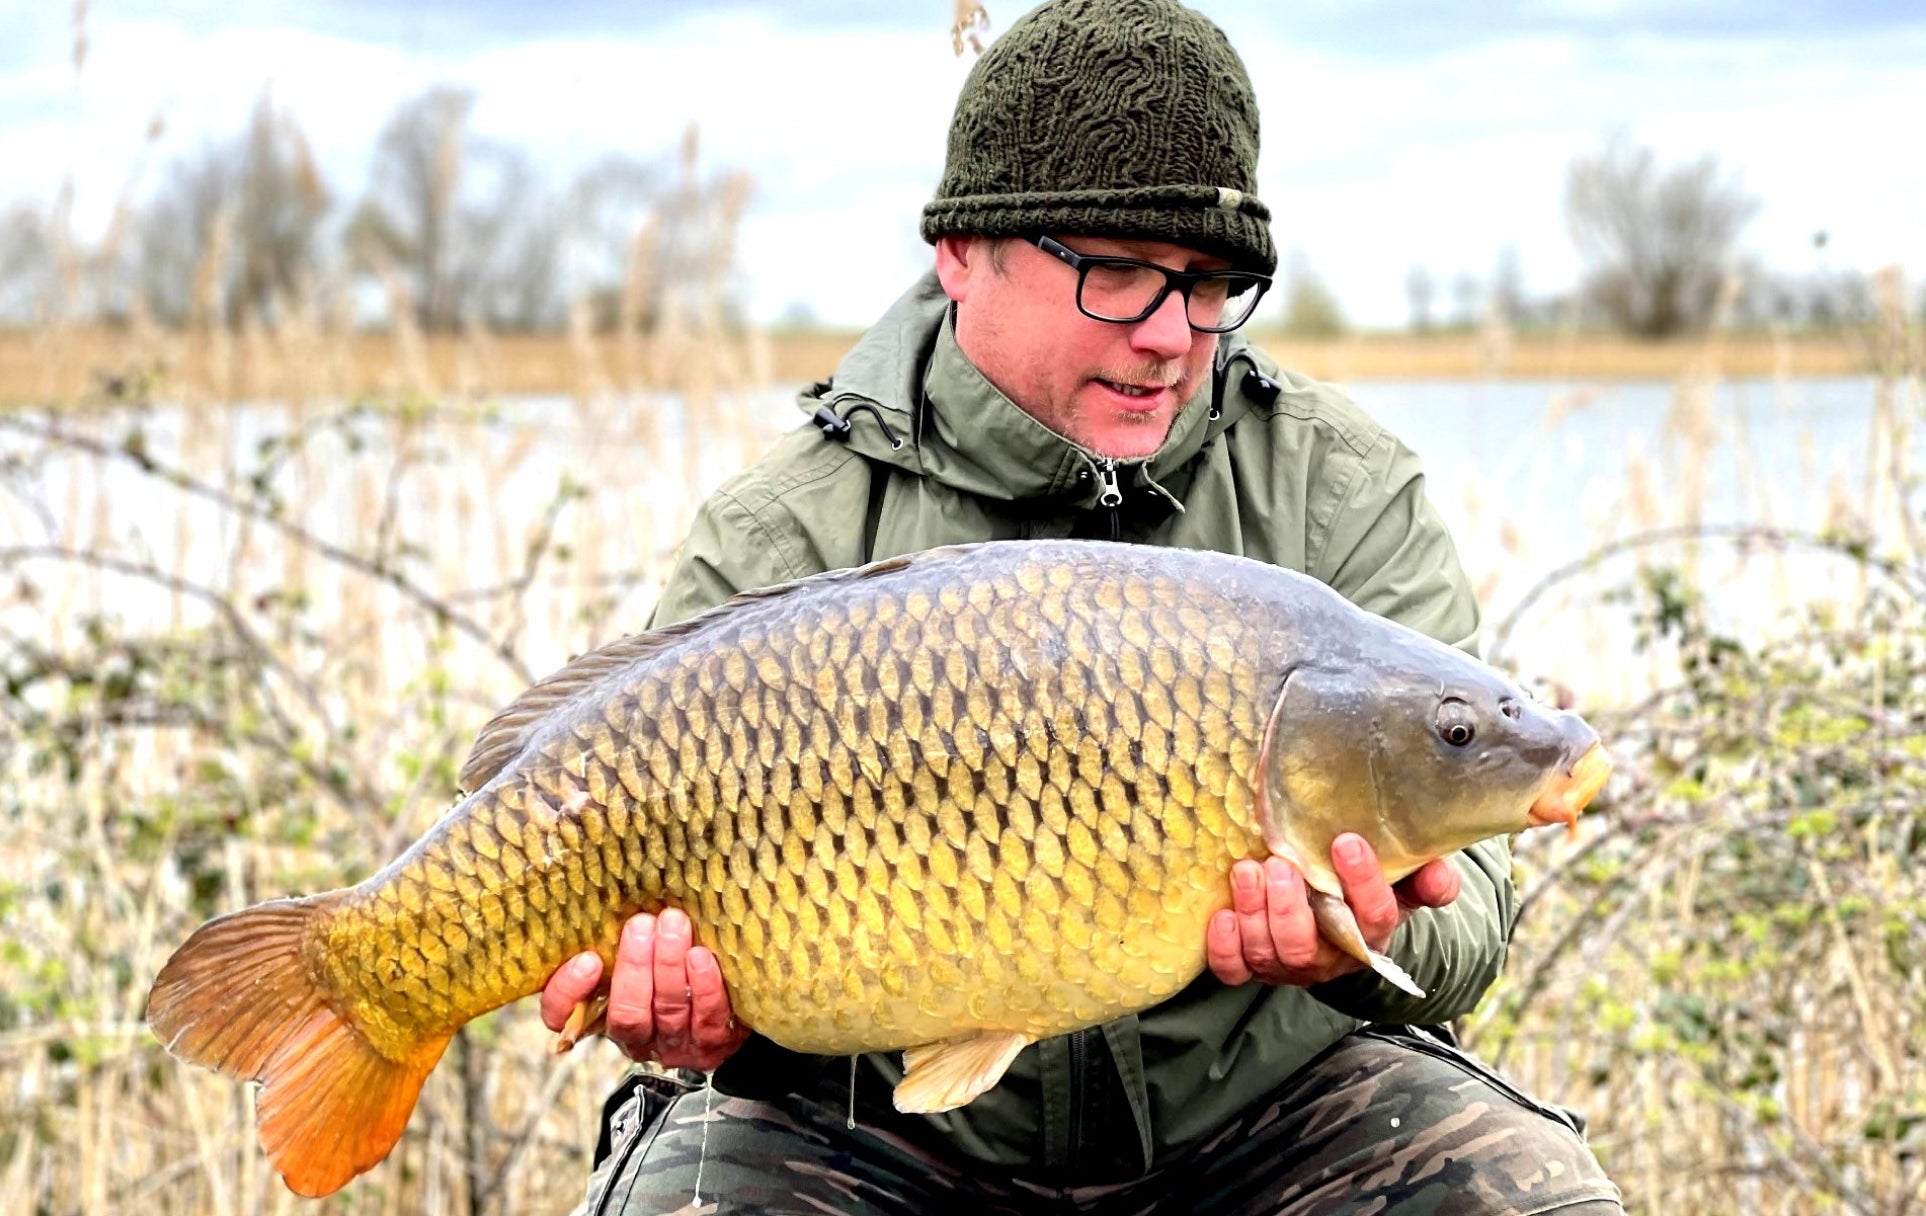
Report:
921,0,1274,275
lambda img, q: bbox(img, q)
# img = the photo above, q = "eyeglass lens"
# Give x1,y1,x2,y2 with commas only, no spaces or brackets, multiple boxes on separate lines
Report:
1079,262,1263,330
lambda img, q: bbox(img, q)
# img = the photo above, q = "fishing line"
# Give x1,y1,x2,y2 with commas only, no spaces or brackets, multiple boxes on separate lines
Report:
847,1055,858,1130
692,1070,715,1206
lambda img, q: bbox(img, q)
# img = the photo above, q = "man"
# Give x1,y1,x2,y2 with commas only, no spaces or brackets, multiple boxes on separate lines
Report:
545,1,1623,1212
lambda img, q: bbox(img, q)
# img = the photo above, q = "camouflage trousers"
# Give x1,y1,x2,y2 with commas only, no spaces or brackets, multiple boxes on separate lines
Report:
570,1026,1622,1216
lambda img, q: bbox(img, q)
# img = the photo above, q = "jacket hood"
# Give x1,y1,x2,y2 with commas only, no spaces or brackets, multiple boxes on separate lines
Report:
797,270,1262,514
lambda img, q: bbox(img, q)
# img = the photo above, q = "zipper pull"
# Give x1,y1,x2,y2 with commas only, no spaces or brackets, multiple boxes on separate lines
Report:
1094,458,1123,508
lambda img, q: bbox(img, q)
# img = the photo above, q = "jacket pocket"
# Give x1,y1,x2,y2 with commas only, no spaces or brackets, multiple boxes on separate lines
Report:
593,1068,705,1169
582,1068,706,1216
1358,1024,1590,1139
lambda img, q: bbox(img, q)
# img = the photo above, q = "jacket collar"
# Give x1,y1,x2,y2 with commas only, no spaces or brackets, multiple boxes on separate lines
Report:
799,269,1255,513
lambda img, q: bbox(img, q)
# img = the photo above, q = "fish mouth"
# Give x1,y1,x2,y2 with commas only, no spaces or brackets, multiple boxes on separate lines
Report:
1526,742,1612,838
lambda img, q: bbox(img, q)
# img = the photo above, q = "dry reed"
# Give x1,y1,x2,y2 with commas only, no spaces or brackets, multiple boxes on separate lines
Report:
1468,271,1925,1214
1,15,1921,1206
0,329,1885,409
0,104,785,1215
5,297,1919,1213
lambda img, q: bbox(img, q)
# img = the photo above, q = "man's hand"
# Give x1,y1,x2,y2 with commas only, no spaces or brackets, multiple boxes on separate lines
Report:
539,909,750,1072
1205,832,1461,988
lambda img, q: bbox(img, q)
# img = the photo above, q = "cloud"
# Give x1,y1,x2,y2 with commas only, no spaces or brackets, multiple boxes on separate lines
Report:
76,0,1926,58
1228,21,1926,323
1,3,1920,329
88,0,947,50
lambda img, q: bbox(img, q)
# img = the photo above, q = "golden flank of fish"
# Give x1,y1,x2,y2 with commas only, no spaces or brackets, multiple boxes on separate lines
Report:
147,540,1612,1197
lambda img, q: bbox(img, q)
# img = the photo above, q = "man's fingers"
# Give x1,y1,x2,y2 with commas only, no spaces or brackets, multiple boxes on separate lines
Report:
539,953,604,1032
1397,857,1461,911
651,908,696,1052
1206,909,1253,985
1331,833,1400,947
687,948,738,1051
1228,860,1279,974
605,914,658,1054
1261,857,1320,971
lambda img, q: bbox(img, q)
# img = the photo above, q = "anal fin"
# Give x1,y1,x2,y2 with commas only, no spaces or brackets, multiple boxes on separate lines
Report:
893,1030,1031,1113
1307,889,1426,998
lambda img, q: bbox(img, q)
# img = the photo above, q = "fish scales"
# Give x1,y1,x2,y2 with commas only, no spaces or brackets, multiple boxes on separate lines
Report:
148,540,1614,1198
347,548,1247,1052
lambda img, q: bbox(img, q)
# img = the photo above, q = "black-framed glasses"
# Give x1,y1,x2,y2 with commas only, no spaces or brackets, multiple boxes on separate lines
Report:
1027,235,1271,333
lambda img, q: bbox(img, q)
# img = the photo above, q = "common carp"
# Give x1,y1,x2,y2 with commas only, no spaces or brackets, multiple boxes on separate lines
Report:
146,539,1611,1197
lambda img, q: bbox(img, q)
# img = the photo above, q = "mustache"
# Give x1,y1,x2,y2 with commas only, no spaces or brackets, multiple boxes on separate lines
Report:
1092,364,1185,389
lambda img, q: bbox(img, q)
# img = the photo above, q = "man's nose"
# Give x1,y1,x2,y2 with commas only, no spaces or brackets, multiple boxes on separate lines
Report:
1128,289,1193,360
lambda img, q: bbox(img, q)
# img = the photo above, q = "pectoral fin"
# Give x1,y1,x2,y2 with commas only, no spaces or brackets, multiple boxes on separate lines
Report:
1307,889,1426,998
549,990,610,1055
893,1030,1032,1113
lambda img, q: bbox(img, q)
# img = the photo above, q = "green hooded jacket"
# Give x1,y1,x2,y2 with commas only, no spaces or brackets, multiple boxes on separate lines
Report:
643,271,1517,1185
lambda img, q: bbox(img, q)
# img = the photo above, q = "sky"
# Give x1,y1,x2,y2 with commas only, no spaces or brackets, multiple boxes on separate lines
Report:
1,0,1922,328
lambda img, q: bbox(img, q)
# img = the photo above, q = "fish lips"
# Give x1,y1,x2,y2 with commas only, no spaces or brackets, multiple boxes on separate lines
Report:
1526,740,1613,836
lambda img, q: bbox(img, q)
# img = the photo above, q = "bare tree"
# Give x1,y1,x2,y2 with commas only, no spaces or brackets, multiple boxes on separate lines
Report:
562,126,755,338
1278,251,1345,337
565,155,658,329
137,148,230,325
446,146,565,332
1566,134,1759,338
1490,245,1524,326
352,86,568,331
136,92,330,327
231,93,330,322
647,125,755,334
1405,264,1434,333
0,203,55,326
351,86,476,330
1449,272,1481,331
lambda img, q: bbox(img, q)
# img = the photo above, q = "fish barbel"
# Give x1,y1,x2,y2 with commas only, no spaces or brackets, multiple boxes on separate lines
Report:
147,540,1611,1196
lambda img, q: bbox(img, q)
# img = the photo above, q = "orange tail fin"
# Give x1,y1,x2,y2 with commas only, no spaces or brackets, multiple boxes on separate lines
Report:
146,895,453,1197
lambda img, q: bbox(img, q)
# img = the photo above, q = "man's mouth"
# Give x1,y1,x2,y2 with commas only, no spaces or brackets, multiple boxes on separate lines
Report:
1094,378,1175,408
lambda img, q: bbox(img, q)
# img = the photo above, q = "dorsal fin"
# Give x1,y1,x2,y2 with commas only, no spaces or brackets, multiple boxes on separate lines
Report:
458,629,688,793
456,550,930,793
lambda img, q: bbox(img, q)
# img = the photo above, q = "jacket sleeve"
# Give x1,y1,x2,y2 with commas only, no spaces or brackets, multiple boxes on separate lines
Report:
648,490,818,628
641,489,842,1098
1303,427,1521,1025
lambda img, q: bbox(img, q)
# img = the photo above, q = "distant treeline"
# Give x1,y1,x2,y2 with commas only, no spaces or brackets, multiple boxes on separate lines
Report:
0,88,752,337
0,95,1913,341
1292,135,1917,340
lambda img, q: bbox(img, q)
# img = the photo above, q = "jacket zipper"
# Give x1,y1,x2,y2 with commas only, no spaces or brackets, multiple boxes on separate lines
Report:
1094,458,1122,542
1066,1028,1088,1174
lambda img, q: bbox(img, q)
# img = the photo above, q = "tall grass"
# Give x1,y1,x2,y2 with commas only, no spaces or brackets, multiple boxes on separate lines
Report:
0,369,794,1216
1469,275,1926,1214
0,114,784,1213
4,291,1918,1213
2,13,1922,1205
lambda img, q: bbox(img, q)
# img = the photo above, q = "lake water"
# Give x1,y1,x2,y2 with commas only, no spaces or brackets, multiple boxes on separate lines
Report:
1341,375,1916,696
1,374,1915,708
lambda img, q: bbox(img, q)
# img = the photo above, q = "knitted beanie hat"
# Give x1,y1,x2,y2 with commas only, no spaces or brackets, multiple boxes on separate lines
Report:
921,0,1274,275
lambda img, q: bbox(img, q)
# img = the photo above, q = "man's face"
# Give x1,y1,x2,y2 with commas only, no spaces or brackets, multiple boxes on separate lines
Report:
936,235,1226,461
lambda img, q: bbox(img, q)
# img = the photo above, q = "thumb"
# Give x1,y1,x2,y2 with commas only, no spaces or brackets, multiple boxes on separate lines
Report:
539,953,605,1031
1395,858,1461,911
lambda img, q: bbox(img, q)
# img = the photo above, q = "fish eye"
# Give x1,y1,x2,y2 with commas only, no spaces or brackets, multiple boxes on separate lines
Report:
1437,699,1477,747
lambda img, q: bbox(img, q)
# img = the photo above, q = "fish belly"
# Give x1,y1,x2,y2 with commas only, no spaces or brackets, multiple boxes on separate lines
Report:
715,856,1234,1055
